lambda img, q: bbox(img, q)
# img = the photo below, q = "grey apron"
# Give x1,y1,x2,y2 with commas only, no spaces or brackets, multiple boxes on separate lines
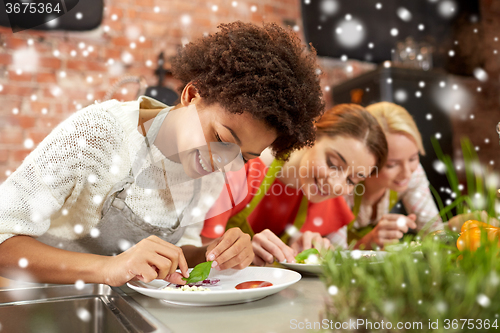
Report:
38,106,201,255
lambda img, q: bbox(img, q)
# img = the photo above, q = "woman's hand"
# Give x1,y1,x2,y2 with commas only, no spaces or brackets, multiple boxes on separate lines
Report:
448,210,500,232
205,228,254,271
102,235,189,287
356,214,417,250
252,229,296,266
289,231,332,253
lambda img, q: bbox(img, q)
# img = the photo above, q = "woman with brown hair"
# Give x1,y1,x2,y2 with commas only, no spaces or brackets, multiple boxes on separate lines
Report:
202,104,388,265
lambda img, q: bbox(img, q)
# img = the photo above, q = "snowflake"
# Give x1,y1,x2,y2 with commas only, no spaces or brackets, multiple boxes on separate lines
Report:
92,195,103,205
18,258,28,268
473,68,488,82
214,225,225,235
118,239,132,252
350,250,362,259
90,228,100,238
397,7,412,22
75,279,85,290
74,224,84,234
312,217,323,226
384,301,395,314
76,308,91,322
24,138,34,149
328,285,338,295
435,301,447,313
477,294,491,308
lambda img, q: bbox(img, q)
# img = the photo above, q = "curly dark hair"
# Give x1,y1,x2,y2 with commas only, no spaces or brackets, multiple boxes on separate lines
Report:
171,21,325,160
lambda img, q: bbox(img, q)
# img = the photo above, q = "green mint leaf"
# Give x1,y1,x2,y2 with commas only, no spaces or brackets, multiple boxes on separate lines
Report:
182,261,213,284
295,248,320,263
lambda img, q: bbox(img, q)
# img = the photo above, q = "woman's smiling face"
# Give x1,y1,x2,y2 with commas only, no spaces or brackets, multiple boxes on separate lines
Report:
298,135,377,203
375,132,420,192
175,84,277,179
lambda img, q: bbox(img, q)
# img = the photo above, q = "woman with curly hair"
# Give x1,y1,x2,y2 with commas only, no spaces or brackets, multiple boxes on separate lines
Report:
202,104,388,265
0,21,324,286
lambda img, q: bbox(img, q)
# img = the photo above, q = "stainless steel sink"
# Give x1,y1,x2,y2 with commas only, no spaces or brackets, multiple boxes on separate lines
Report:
0,283,171,333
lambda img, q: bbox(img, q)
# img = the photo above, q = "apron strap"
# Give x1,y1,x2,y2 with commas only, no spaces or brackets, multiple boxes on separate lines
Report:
225,159,285,237
388,189,399,210
279,194,309,244
225,158,311,245
131,106,173,179
129,105,197,228
245,159,285,213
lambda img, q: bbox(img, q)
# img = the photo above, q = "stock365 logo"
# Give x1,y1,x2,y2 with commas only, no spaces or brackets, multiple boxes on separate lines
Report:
0,0,82,32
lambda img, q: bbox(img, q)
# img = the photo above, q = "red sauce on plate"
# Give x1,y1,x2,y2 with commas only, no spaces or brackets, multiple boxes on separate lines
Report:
235,281,273,290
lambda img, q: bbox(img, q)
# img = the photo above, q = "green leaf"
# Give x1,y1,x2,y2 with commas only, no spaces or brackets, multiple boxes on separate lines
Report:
295,248,319,263
182,261,212,284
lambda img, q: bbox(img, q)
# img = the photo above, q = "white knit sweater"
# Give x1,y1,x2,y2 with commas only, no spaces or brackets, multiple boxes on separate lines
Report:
0,96,223,248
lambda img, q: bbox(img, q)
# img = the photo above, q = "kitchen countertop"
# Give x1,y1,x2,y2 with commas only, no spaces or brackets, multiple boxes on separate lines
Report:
121,275,328,333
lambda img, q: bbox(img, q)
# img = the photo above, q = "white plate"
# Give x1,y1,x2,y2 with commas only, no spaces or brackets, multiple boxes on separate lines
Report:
127,267,301,306
279,262,323,275
280,250,388,274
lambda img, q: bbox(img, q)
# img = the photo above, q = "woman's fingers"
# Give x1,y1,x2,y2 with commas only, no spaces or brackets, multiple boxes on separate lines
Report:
290,241,302,253
252,242,275,264
109,236,189,286
290,231,326,252
380,214,417,232
215,237,253,270
254,235,285,262
379,229,404,240
205,228,254,270
378,219,401,230
217,251,254,271
252,250,268,266
321,237,332,251
311,234,327,251
206,229,239,262
145,235,189,277
133,262,159,283
164,272,186,285
379,218,408,233
405,214,417,229
300,231,329,252
301,232,313,250
147,255,173,280
253,230,296,263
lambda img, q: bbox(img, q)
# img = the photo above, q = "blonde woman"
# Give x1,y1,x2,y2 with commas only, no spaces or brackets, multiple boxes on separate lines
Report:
347,102,443,250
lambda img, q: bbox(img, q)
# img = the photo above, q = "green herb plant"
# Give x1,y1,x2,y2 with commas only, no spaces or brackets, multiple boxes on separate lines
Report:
318,137,500,333
429,137,499,226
